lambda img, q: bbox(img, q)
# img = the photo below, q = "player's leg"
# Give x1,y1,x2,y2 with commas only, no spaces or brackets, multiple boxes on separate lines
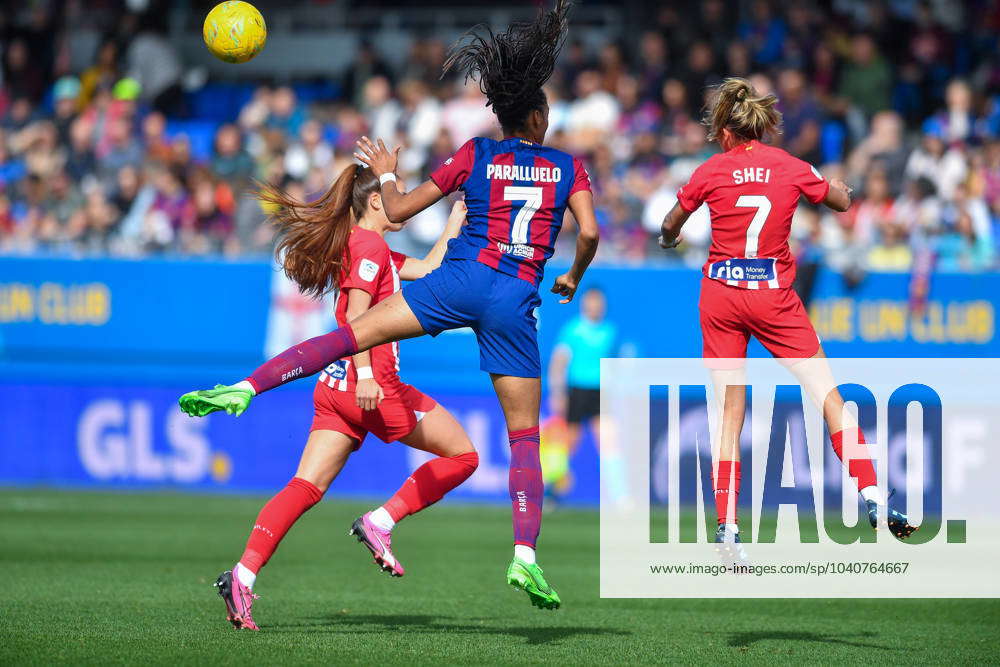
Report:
472,273,560,606
179,291,425,416
700,278,751,549
351,397,479,577
218,429,357,630
490,372,560,608
754,289,915,538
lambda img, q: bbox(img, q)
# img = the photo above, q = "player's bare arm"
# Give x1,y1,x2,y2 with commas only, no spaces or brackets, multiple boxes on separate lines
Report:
355,136,445,223
344,288,384,411
659,202,691,249
823,178,853,212
400,200,467,280
553,190,600,304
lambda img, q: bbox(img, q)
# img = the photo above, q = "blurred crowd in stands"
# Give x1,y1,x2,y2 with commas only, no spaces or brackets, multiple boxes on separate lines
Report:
1,0,1000,278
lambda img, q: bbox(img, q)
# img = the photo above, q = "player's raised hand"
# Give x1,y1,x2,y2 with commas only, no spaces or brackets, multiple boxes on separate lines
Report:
354,136,399,178
551,272,579,304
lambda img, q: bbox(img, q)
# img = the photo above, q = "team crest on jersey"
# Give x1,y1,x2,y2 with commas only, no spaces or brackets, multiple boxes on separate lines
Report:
358,259,379,282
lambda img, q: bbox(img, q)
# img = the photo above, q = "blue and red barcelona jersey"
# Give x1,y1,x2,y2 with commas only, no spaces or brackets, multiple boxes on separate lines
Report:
430,137,591,286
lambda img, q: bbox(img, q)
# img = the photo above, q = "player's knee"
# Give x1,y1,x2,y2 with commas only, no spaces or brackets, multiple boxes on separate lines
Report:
453,450,479,472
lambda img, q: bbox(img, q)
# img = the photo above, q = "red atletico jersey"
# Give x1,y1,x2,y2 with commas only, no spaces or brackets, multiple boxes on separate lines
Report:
677,140,829,289
318,227,407,396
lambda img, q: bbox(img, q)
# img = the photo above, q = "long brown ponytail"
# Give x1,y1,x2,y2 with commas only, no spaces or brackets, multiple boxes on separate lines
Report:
259,164,379,298
705,77,782,144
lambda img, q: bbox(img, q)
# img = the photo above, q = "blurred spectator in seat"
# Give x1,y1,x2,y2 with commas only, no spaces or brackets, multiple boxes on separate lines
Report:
809,42,839,104
905,127,968,200
75,187,119,252
941,182,993,259
397,79,442,154
42,170,84,240
725,42,752,80
184,175,235,255
142,111,173,165
14,121,64,181
777,68,821,163
936,197,995,272
144,166,189,252
838,33,892,125
636,32,669,102
0,194,15,243
442,80,496,148
79,38,121,110
3,97,39,132
867,220,913,272
98,117,142,188
598,42,628,95
0,132,27,188
850,169,895,250
615,76,661,142
111,164,156,253
212,123,255,184
64,116,97,185
679,41,720,118
51,77,81,145
285,120,333,181
3,38,46,103
738,0,787,66
892,176,942,247
266,87,306,138
342,40,393,109
566,70,619,152
924,79,975,144
363,76,402,145
846,111,908,195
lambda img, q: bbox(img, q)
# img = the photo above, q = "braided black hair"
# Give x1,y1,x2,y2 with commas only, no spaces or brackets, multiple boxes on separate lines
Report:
443,0,572,132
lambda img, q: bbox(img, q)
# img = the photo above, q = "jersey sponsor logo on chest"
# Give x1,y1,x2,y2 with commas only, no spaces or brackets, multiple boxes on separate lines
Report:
732,167,772,185
709,257,777,282
324,359,349,380
486,163,562,183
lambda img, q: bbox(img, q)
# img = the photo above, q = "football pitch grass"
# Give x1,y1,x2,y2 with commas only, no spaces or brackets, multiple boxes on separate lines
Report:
3,489,998,665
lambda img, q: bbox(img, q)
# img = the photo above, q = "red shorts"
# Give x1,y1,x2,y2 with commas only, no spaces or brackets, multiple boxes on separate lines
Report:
699,278,820,363
311,381,437,446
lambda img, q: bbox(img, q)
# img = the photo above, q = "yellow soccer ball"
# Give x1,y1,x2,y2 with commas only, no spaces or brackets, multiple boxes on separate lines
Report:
203,1,267,64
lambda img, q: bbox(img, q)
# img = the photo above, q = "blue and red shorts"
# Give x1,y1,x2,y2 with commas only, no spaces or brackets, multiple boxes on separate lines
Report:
401,258,542,378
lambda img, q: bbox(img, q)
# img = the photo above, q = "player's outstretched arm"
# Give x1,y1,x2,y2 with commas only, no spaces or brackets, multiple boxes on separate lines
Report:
355,136,444,223
552,190,600,304
823,178,853,213
659,202,691,249
400,200,467,280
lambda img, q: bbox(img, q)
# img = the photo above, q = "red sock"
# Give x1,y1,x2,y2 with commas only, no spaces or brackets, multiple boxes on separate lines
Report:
831,428,877,492
712,460,741,525
239,477,324,574
383,452,479,522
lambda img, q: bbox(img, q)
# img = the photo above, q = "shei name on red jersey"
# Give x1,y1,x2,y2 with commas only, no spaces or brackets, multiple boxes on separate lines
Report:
731,167,772,184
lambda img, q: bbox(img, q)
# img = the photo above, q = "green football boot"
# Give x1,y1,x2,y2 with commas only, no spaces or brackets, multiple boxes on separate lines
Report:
178,384,253,417
506,557,561,610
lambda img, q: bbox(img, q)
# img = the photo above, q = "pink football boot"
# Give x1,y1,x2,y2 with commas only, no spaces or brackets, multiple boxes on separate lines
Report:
349,513,405,577
214,569,260,630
